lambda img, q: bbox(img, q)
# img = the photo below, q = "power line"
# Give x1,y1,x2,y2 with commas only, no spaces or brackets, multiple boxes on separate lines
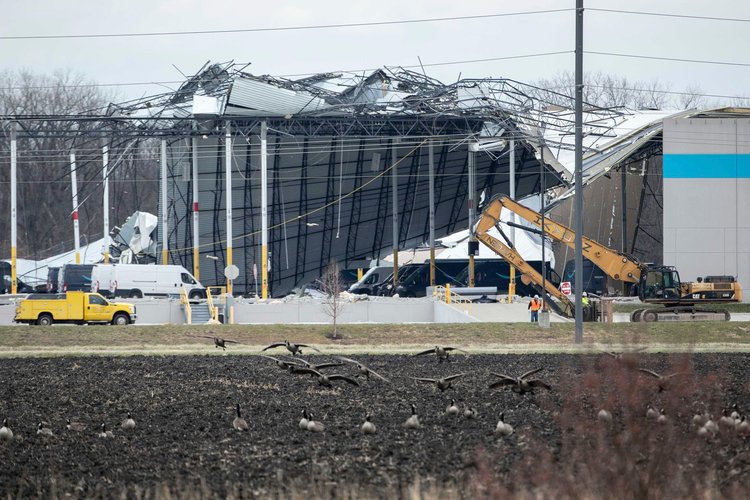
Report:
0,51,573,91
586,51,750,68
0,9,572,41
588,8,750,23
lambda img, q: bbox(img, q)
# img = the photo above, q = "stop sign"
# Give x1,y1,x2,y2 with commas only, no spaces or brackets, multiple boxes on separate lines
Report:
560,281,572,296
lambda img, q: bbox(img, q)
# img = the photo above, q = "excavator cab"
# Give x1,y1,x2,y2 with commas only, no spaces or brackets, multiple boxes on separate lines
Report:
639,266,682,303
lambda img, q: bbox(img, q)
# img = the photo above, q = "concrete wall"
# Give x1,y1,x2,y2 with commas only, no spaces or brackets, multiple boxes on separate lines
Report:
663,118,750,301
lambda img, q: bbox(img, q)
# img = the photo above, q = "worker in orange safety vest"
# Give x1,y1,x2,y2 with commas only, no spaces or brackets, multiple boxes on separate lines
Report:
528,295,542,323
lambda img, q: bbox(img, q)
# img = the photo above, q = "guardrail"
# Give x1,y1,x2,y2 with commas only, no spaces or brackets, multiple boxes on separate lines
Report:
430,285,497,304
179,286,192,324
205,287,220,322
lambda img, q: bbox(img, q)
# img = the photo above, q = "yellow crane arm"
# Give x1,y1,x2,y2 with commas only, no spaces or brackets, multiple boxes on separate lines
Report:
474,208,574,318
487,196,643,284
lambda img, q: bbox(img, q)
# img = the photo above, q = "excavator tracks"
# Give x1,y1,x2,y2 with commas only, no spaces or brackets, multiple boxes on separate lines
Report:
630,307,730,322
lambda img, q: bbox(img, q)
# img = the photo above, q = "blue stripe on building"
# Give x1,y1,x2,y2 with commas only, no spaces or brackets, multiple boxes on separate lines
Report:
662,154,750,178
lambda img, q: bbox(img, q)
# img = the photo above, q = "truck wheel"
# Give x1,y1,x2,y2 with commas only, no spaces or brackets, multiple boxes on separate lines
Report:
111,313,130,326
130,290,143,299
630,309,644,322
642,310,658,322
189,290,205,300
37,314,53,326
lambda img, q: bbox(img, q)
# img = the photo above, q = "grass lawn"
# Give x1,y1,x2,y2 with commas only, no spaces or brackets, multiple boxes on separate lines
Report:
0,321,748,357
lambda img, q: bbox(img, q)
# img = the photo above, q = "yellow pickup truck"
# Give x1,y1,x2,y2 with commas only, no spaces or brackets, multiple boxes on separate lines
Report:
14,291,137,326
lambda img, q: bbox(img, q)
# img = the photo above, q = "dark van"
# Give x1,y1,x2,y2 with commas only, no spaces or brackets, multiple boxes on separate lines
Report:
46,267,60,293
562,259,607,296
455,259,561,297
59,264,94,292
394,260,468,298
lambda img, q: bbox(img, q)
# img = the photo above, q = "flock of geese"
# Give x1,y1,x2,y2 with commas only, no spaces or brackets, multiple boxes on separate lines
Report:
0,340,745,442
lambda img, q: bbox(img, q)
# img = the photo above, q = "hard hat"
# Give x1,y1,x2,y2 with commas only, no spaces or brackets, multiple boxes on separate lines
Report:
582,292,588,296
534,295,540,299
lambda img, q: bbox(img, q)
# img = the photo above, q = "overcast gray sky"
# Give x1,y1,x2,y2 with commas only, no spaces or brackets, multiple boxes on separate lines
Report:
3,0,750,104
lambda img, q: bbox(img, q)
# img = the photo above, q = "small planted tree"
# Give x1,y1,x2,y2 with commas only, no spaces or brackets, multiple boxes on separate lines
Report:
317,260,345,340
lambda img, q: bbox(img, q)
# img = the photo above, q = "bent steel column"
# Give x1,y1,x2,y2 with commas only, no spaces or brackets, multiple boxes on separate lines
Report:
261,121,269,299
70,151,81,264
161,139,168,265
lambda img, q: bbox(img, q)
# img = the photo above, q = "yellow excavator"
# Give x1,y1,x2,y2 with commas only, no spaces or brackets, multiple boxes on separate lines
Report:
474,195,743,322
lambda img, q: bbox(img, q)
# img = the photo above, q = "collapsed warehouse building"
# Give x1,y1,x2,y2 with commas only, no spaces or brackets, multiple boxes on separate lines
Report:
3,62,688,296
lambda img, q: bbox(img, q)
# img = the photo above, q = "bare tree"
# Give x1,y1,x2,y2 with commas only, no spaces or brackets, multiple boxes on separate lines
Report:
317,260,345,340
677,84,707,110
0,69,159,260
531,71,674,110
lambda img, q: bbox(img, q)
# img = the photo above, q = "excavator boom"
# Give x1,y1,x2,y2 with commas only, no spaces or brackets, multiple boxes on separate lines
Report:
483,196,643,283
474,203,574,318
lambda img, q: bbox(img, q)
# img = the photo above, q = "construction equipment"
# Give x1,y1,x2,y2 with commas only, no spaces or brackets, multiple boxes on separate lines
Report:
474,195,743,322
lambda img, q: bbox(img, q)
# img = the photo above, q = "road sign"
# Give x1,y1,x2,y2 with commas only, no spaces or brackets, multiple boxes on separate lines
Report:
224,264,240,280
560,281,572,296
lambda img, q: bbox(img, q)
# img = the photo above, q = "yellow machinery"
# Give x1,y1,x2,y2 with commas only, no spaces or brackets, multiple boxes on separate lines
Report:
474,195,743,322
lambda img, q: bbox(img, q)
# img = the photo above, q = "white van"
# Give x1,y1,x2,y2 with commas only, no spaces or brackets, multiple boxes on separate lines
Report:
90,264,117,298
348,266,391,295
110,264,205,299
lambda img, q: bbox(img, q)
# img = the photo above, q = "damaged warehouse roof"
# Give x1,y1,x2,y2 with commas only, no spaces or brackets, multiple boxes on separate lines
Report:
5,61,686,295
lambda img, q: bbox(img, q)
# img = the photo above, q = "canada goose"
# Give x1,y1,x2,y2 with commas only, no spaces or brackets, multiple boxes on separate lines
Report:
66,418,86,432
736,417,749,435
294,358,345,371
495,413,513,436
361,414,376,435
657,409,668,424
463,406,478,420
730,404,741,421
0,419,12,440
299,409,310,430
334,356,390,382
260,355,301,371
490,368,551,394
446,399,459,416
692,413,708,426
413,346,468,362
637,368,686,392
597,409,612,422
37,422,53,436
233,403,249,431
412,373,467,392
98,423,114,438
289,367,359,388
197,336,240,351
646,405,659,420
703,418,719,435
306,413,325,433
262,340,320,357
121,412,136,430
599,346,648,360
404,404,421,429
719,409,736,428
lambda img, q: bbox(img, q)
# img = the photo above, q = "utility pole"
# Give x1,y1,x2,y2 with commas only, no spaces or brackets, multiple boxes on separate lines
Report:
574,0,585,343
540,129,546,311
260,121,269,299
160,139,168,265
70,151,81,264
102,142,110,263
225,121,233,295
10,124,17,294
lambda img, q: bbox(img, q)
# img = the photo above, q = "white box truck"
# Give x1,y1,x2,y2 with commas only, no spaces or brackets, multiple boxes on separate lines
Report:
109,264,205,299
